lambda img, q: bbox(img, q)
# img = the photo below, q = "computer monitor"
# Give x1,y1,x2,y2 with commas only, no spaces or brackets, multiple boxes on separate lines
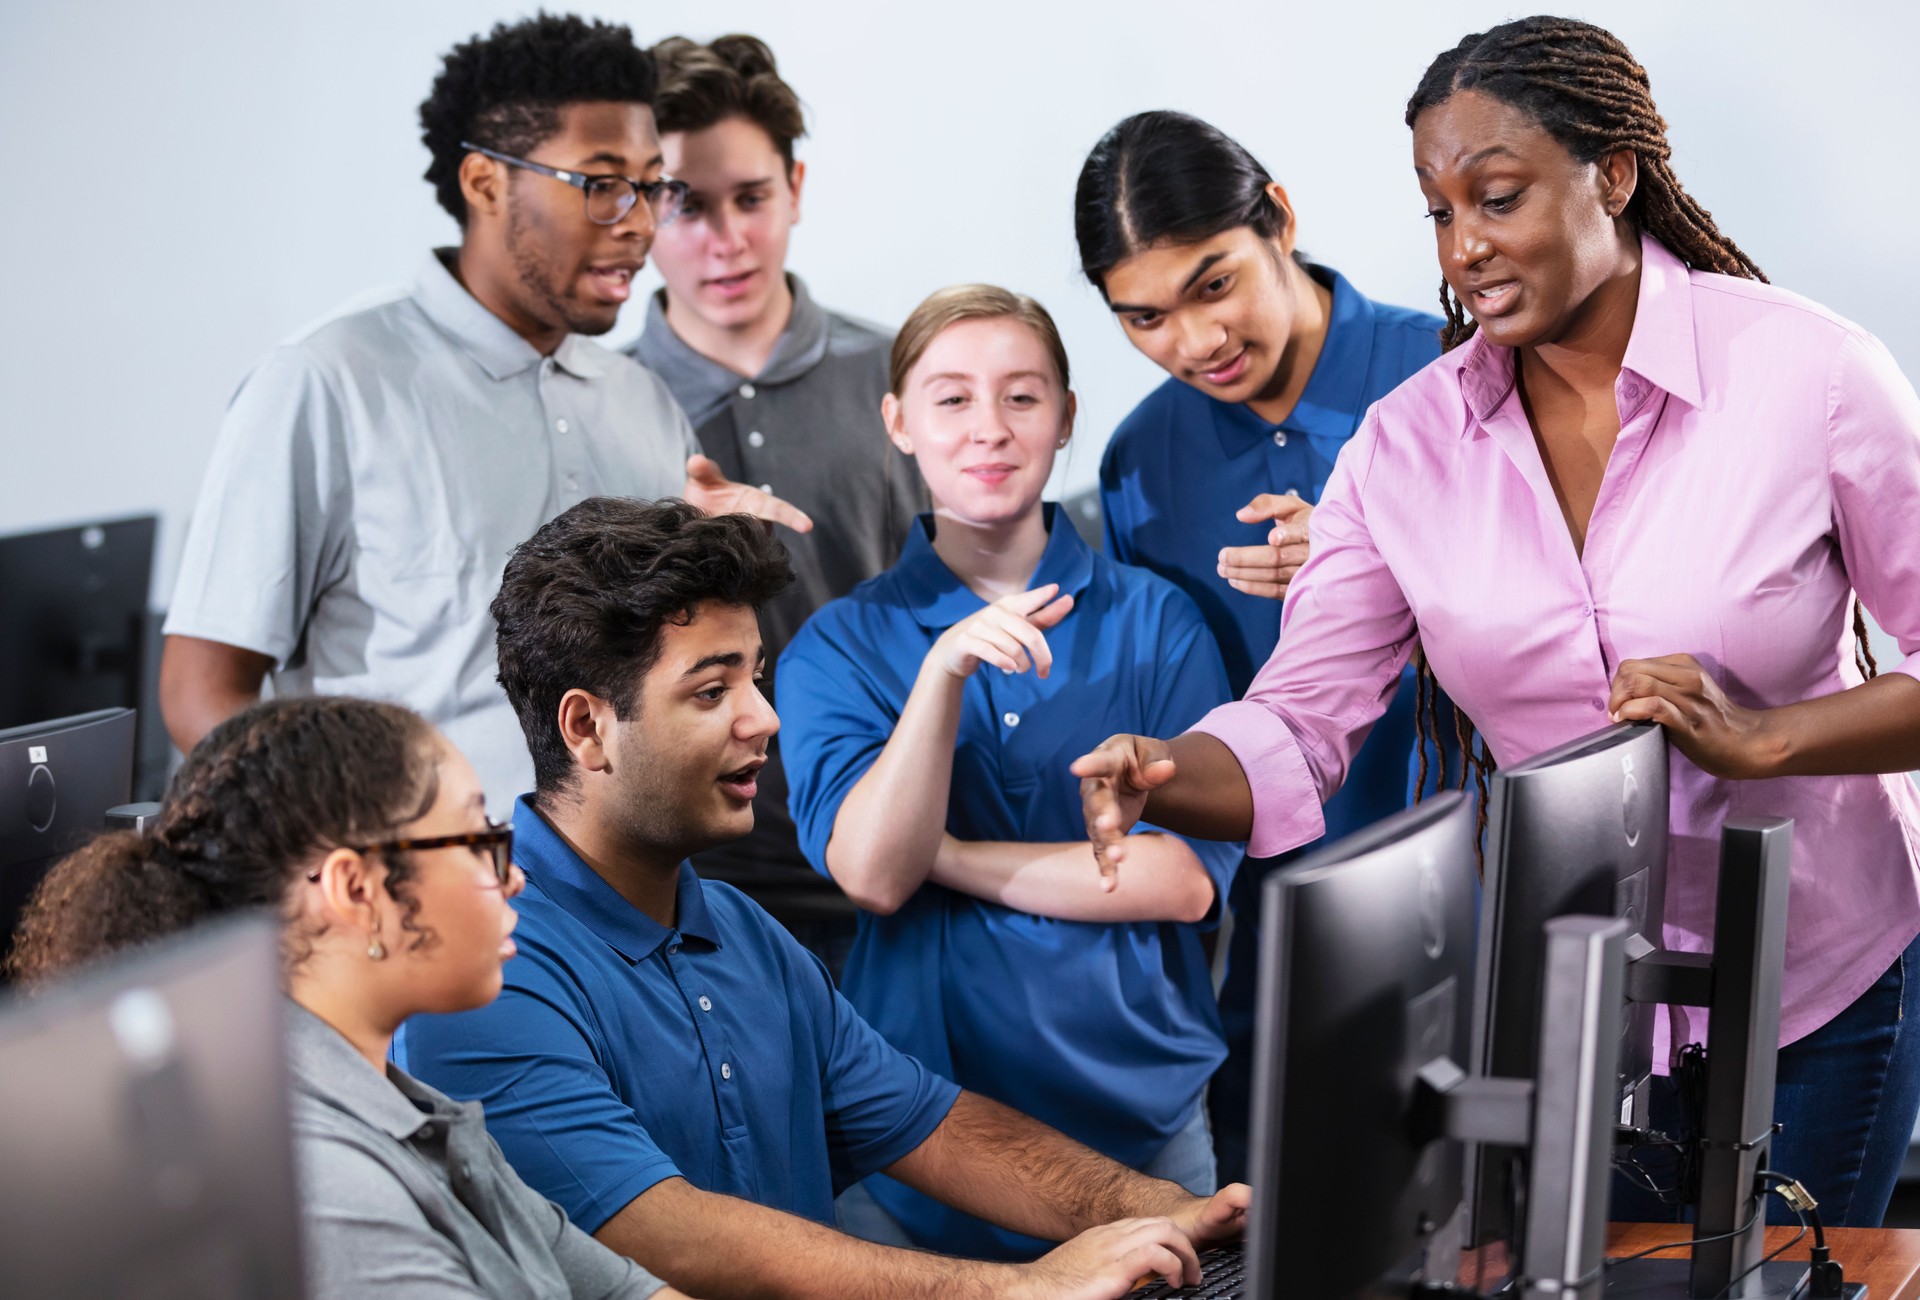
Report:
1470,721,1668,1247
0,708,137,978
0,516,165,797
1243,792,1481,1300
0,914,306,1298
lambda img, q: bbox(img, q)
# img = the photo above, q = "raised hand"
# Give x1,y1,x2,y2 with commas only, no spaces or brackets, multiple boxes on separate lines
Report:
683,453,814,533
1217,491,1313,601
1069,734,1179,889
930,584,1076,681
1010,1216,1202,1300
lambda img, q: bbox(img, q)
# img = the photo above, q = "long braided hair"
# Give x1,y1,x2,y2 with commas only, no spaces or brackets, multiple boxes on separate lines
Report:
1401,16,1878,809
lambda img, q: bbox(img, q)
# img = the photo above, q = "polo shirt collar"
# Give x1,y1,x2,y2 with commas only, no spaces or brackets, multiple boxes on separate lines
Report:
1210,262,1377,457
413,248,607,383
1454,231,1703,427
510,795,722,962
287,1000,436,1141
631,274,828,427
894,503,1096,631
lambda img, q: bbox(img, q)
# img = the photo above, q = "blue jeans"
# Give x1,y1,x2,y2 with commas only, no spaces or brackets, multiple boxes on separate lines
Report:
1614,928,1920,1227
834,1101,1218,1247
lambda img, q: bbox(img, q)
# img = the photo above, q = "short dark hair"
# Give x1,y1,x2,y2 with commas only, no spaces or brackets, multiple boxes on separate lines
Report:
1074,111,1287,297
492,498,795,798
651,34,806,168
419,13,660,226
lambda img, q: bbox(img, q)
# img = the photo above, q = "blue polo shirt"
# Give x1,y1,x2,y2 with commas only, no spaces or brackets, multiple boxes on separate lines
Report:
1100,262,1445,838
780,508,1241,1260
392,797,961,1234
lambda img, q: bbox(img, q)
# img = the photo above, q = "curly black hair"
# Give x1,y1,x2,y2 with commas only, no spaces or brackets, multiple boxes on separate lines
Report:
492,497,795,801
419,12,659,225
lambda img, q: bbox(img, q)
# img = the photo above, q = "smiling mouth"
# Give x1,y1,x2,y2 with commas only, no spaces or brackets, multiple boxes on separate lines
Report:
1197,348,1251,386
587,266,636,302
1470,281,1519,313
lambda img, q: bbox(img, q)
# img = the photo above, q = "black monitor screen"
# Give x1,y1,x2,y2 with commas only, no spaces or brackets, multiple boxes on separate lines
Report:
1245,792,1480,1300
1470,721,1669,1248
0,915,305,1298
0,516,156,729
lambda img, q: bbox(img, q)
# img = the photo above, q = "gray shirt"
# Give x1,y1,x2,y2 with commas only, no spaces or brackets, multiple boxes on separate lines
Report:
166,250,699,811
287,1003,666,1300
631,276,923,880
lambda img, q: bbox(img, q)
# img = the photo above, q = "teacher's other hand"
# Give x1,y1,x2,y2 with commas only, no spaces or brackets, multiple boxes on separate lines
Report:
1070,734,1178,889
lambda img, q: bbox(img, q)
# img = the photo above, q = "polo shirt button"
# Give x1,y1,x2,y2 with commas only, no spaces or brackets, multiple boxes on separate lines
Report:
1272,430,1288,447
747,430,765,448
541,359,555,377
1284,487,1303,499
555,418,569,433
759,484,772,494
698,995,712,1012
565,476,579,492
667,942,680,955
720,1062,732,1080
1003,712,1020,727
739,383,756,399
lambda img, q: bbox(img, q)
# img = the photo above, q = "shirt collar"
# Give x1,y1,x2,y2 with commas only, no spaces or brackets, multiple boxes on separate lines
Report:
412,248,607,383
630,274,828,427
894,503,1096,631
1210,262,1377,456
286,1000,441,1141
510,795,721,961
1453,231,1703,427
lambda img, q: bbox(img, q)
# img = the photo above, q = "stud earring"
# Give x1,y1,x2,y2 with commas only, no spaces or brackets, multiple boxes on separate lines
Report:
367,924,387,962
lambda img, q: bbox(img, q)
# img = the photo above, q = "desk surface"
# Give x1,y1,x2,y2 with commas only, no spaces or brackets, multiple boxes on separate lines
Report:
1606,1223,1920,1300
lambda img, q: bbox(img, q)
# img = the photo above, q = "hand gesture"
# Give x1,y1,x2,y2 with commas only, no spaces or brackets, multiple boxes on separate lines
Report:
683,454,814,533
930,584,1075,681
1069,734,1178,889
1217,492,1313,601
1608,653,1772,779
1011,1217,1201,1300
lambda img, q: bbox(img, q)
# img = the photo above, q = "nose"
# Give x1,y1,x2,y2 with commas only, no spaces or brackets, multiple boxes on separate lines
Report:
503,862,526,899
741,679,780,741
1175,311,1227,366
612,191,657,247
1446,213,1494,273
702,206,747,253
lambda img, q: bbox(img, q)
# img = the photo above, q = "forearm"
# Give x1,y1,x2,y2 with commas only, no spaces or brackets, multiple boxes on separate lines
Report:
932,834,1215,923
825,660,964,913
157,634,272,753
1752,672,1920,777
594,1178,1019,1300
1141,733,1258,843
886,1091,1190,1242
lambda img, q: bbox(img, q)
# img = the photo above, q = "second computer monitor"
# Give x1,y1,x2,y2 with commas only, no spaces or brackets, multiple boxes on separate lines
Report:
1244,791,1480,1300
1470,720,1669,1246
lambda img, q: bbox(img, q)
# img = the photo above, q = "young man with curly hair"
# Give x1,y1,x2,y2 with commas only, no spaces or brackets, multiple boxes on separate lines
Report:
395,496,1249,1300
627,36,922,944
160,15,807,811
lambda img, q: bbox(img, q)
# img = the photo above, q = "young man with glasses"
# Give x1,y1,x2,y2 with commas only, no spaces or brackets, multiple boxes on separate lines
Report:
394,497,1249,1300
627,37,923,961
160,14,807,814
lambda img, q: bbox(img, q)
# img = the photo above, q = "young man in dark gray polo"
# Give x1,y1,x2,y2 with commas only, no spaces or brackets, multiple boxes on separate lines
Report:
628,35,922,956
161,15,807,813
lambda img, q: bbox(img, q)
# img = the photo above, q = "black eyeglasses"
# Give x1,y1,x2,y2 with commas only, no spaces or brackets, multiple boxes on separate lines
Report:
308,819,517,888
461,141,687,227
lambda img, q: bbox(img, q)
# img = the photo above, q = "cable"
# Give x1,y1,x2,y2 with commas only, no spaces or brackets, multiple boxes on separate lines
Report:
1714,1211,1805,1298
1602,1198,1764,1268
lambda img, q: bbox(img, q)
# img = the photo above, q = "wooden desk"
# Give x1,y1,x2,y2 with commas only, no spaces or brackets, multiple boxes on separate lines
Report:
1605,1223,1920,1299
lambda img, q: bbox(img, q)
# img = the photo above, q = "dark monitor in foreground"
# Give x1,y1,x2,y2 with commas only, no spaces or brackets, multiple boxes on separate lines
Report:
1471,722,1668,1247
1244,792,1480,1299
0,914,305,1299
0,707,136,978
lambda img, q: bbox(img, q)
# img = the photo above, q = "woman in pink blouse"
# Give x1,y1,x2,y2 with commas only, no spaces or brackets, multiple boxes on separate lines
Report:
1075,15,1920,1226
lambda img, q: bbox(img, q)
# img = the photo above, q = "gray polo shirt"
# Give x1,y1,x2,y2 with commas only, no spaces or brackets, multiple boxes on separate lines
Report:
166,250,698,810
631,276,923,882
287,1003,666,1299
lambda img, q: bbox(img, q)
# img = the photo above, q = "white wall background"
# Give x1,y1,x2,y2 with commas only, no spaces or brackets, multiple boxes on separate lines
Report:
2,0,1917,674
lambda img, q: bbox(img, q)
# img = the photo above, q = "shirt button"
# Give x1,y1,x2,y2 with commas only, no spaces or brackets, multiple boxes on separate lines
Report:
1623,382,1641,401
720,1062,733,1080
555,418,569,433
541,359,555,377
1581,603,1594,618
1272,430,1289,447
759,483,772,494
1284,487,1303,499
667,942,680,956
1592,697,1606,710
739,383,756,399
1003,711,1020,727
698,995,712,1012
564,475,579,492
747,430,765,449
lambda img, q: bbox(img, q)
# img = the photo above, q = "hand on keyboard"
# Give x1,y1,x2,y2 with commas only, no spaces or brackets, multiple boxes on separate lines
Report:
1165,1183,1251,1252
1012,1216,1202,1299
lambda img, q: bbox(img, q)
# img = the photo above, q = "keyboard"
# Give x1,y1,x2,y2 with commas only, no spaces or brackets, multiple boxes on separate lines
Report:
1133,1242,1245,1298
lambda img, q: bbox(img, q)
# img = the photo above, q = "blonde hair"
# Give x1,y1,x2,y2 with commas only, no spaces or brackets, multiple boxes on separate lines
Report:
888,284,1072,397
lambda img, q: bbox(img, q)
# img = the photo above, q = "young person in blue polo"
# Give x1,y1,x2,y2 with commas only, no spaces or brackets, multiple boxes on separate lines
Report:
393,497,1248,1300
778,286,1242,1262
1073,111,1452,1182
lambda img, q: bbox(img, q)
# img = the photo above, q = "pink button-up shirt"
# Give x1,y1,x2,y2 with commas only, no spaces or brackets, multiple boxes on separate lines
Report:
1194,235,1920,1053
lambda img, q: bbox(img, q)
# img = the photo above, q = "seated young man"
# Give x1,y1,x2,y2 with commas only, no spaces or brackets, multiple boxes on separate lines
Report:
394,497,1248,1300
